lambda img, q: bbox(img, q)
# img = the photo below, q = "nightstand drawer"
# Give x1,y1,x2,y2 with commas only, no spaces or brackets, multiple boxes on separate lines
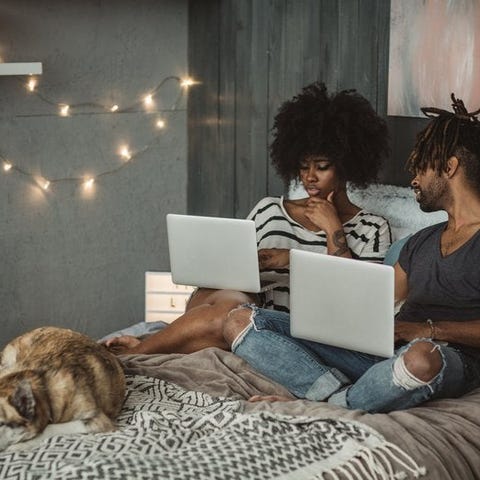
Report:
145,272,194,323
146,271,195,294
146,292,190,311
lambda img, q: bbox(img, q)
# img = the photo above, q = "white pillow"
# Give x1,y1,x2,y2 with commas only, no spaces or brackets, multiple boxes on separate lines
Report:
289,182,447,241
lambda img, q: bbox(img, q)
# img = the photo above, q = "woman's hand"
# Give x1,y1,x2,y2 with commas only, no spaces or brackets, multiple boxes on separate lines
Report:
304,191,342,232
103,335,141,355
258,248,290,270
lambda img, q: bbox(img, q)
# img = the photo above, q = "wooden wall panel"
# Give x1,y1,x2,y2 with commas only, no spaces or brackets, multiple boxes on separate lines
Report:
317,0,340,92
217,0,238,217
232,1,270,217
188,0,226,215
266,0,324,197
188,0,423,218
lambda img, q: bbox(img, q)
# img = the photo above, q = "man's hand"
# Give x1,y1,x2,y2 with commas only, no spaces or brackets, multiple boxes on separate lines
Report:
394,321,430,343
258,248,290,270
103,335,141,355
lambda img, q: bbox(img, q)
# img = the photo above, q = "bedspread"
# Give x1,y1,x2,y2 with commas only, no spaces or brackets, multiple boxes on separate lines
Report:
0,348,478,479
121,348,480,479
0,373,423,480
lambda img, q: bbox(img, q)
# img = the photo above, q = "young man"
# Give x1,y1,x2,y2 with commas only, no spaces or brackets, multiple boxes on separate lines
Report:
223,94,480,413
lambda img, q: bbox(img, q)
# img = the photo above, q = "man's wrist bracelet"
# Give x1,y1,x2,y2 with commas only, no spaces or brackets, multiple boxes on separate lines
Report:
427,319,436,340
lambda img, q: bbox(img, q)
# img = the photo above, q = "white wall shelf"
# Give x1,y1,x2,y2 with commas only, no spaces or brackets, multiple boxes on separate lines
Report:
0,62,42,76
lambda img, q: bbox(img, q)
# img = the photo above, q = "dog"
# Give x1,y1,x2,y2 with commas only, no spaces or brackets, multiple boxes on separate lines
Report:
0,326,126,451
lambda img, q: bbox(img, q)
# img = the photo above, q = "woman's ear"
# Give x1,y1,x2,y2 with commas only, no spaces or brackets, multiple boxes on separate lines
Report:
444,156,460,178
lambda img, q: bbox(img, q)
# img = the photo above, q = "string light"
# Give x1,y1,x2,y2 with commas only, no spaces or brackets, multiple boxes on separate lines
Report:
17,75,187,115
119,146,132,160
59,104,70,116
2,75,196,194
27,77,37,92
143,94,154,107
83,177,94,189
180,77,194,88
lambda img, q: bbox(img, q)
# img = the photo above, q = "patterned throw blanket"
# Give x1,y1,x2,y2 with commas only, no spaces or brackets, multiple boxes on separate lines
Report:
0,375,425,479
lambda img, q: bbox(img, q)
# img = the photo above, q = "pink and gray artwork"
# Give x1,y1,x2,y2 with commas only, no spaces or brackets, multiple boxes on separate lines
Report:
388,0,480,117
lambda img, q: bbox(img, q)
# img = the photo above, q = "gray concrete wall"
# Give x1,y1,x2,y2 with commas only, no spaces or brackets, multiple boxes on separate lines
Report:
0,0,188,345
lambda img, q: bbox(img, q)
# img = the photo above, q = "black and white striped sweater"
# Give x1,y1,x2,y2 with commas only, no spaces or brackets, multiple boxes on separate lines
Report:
247,196,392,313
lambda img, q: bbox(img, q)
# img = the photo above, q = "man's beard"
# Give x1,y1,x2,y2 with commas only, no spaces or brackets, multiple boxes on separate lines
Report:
416,177,447,212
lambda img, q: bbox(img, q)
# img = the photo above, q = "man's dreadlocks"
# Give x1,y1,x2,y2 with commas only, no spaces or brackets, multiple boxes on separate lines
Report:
407,94,480,190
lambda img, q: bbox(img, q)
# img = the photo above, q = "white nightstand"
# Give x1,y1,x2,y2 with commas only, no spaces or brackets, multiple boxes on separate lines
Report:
145,272,195,323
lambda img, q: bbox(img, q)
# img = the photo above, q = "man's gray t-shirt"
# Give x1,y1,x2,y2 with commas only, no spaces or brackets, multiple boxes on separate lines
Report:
397,222,480,356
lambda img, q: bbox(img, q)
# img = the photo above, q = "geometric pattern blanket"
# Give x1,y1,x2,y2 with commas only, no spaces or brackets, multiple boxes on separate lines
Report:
0,375,426,479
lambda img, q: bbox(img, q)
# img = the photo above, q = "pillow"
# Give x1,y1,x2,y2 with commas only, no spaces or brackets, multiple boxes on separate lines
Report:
290,182,447,241
383,235,411,266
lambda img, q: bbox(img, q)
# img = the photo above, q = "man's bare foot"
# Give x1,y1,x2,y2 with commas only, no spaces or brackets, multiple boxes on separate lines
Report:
249,395,293,403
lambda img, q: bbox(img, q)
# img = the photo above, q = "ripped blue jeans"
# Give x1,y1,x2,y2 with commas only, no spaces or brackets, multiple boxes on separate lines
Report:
231,307,480,413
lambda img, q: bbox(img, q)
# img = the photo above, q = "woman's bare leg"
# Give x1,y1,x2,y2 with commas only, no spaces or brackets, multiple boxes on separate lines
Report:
106,288,258,355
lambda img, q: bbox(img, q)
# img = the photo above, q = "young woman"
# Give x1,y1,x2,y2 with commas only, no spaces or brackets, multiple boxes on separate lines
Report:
105,82,391,355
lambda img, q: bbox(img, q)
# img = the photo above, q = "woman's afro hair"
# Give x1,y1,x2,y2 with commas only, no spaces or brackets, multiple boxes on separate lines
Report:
270,82,389,187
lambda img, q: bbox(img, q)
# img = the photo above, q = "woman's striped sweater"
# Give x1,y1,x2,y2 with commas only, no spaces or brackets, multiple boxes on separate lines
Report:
247,196,392,312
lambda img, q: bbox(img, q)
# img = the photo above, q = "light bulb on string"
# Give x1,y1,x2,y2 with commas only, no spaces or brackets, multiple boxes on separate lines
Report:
83,177,94,189
156,119,166,129
59,104,70,116
41,179,50,191
3,161,12,172
110,104,119,112
180,77,195,88
143,94,153,107
27,77,37,92
119,146,132,160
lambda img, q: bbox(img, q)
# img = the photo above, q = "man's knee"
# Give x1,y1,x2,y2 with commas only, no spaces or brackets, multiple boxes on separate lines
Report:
402,341,443,382
223,306,253,346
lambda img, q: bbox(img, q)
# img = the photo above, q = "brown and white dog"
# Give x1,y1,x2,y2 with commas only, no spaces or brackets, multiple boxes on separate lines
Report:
0,326,126,451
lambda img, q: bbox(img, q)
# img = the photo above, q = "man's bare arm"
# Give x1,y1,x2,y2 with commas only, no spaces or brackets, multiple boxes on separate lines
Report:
394,262,408,304
395,319,480,347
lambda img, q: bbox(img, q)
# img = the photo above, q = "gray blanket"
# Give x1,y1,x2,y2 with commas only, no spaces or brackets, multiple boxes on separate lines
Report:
121,348,480,479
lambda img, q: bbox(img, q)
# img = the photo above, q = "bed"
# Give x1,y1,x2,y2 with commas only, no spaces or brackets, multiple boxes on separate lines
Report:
1,184,479,479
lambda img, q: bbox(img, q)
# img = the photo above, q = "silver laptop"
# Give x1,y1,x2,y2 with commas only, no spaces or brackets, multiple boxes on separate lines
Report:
289,249,395,357
166,213,278,293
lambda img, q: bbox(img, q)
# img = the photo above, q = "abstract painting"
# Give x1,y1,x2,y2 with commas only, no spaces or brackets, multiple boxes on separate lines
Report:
388,0,480,117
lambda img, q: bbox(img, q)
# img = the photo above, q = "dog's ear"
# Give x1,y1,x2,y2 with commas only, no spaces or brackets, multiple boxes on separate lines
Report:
10,380,36,421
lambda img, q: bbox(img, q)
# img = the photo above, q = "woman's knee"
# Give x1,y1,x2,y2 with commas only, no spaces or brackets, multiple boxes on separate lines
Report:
223,306,253,346
185,288,218,310
194,292,253,337
211,290,258,307
402,341,443,382
189,289,256,310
